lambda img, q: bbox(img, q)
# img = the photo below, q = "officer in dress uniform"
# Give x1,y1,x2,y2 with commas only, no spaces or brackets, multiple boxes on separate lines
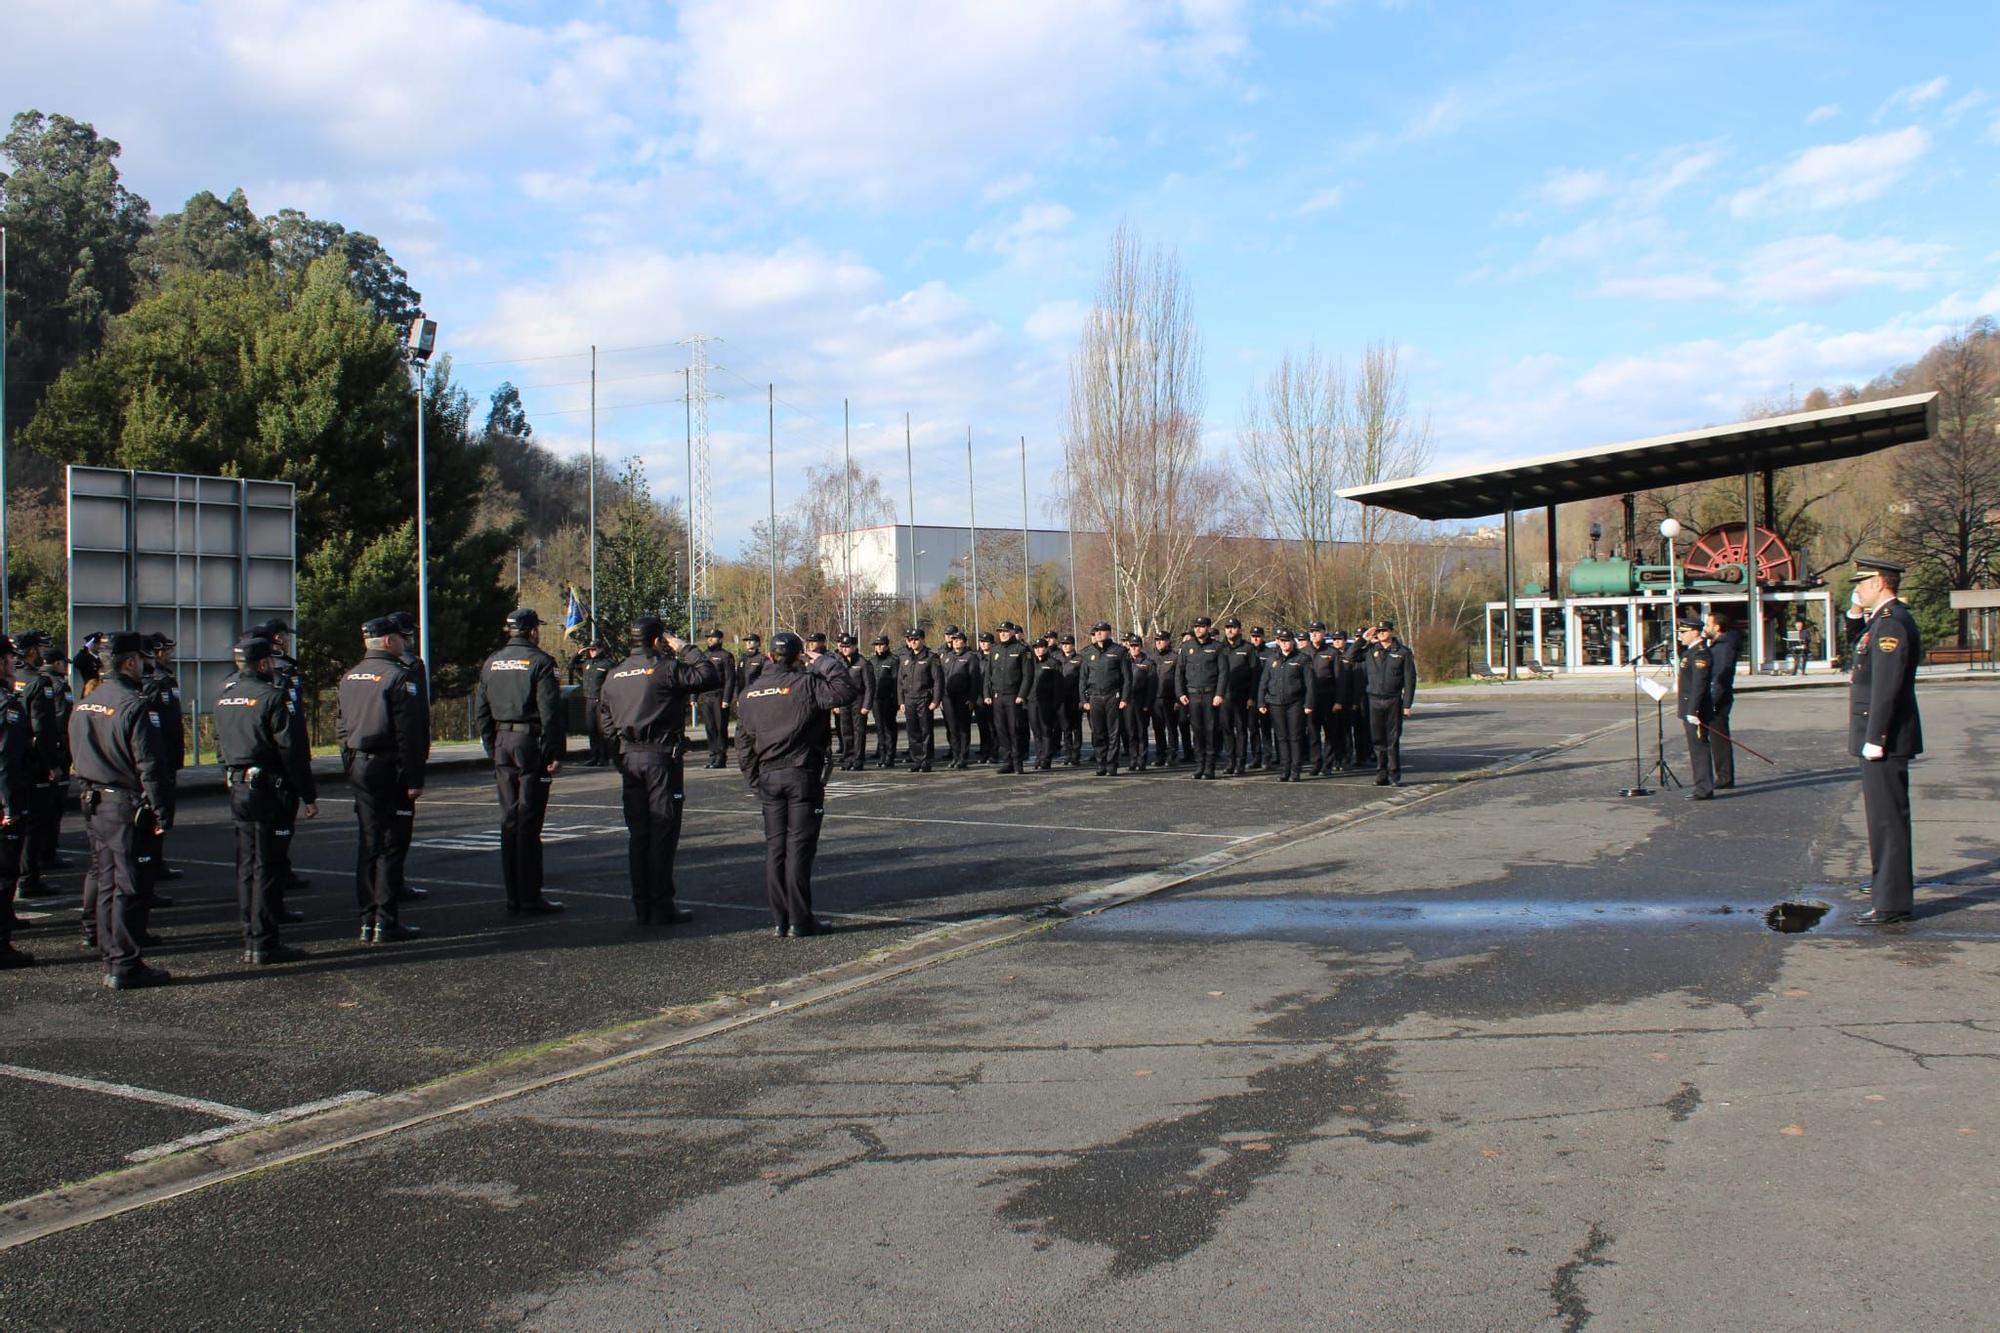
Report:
1346,627,1376,768
70,632,175,988
1847,557,1924,925
1217,618,1257,775
1675,616,1717,801
213,635,319,964
1362,620,1418,786
474,608,567,917
936,627,979,769
982,623,1032,774
1,636,37,968
336,618,429,943
1701,611,1741,790
737,632,862,936
739,633,767,690
385,611,431,905
1175,616,1226,779
597,616,719,926
973,631,997,762
70,633,104,693
696,629,740,768
13,632,72,900
829,634,872,770
896,627,944,771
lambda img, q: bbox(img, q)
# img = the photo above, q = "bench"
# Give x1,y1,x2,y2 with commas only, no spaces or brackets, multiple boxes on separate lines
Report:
1927,647,1994,667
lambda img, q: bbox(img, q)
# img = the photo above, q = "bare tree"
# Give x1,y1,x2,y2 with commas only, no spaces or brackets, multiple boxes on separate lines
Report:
795,455,897,618
1063,222,1213,636
1896,319,2000,642
1342,340,1432,607
1240,345,1347,619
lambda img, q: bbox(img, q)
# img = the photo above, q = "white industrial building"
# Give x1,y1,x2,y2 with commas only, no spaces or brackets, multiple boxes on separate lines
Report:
818,524,1080,599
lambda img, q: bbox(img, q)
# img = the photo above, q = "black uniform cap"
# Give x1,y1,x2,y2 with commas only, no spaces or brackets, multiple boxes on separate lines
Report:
1250,626,1266,636
771,632,804,660
260,617,292,635
1276,628,1295,639
705,627,725,639
905,626,925,638
837,633,857,646
807,631,827,644
1851,556,1905,580
1091,621,1113,632
14,630,47,650
999,621,1021,632
630,615,665,645
1192,616,1212,628
1124,633,1143,645
1152,630,1171,640
0,634,15,657
363,616,400,638
977,631,994,643
1222,616,1241,629
392,611,418,634
1378,618,1396,631
108,631,145,655
142,632,174,652
1330,627,1349,639
872,634,891,646
1059,633,1076,645
945,625,964,638
1308,620,1327,632
236,635,274,662
505,607,540,632
1677,613,1705,631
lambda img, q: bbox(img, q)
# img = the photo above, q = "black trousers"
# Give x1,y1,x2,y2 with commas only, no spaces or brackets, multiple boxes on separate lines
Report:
874,703,900,765
1188,699,1223,775
0,822,21,945
1269,703,1307,778
942,696,972,765
1033,698,1064,767
1369,698,1406,780
585,697,610,763
975,700,995,761
1223,698,1253,770
1152,699,1177,764
85,790,147,977
1315,705,1350,769
1086,696,1122,770
386,784,416,894
1061,697,1082,764
619,750,685,916
1682,719,1716,797
1350,703,1374,765
493,731,553,908
231,780,286,949
1861,757,1913,915
699,694,729,765
993,698,1028,769
1124,702,1151,768
1709,697,1735,787
271,788,300,903
26,776,65,878
1175,706,1193,760
903,701,936,766
1253,706,1274,765
755,766,826,928
348,753,403,925
836,705,868,768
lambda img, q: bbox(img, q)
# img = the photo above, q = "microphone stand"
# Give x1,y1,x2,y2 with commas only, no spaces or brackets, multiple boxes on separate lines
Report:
1620,636,1682,796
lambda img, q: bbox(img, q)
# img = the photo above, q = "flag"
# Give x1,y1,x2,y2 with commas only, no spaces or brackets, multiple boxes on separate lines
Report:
564,586,585,639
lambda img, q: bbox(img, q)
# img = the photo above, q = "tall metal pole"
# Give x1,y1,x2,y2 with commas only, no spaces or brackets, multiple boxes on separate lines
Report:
966,427,979,637
515,546,522,591
905,412,917,627
414,358,432,679
685,368,695,635
1019,435,1031,639
1065,471,1078,642
0,226,9,635
768,384,777,638
843,399,854,633
588,345,597,634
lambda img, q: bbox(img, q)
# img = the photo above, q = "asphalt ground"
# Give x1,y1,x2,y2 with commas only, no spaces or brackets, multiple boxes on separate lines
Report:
11,689,1991,1328
0,702,1619,1211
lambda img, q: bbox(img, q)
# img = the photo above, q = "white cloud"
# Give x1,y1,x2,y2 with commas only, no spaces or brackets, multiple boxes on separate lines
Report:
1291,186,1345,217
1405,92,1463,140
1728,127,1931,216
981,173,1037,202
1024,300,1089,344
1805,103,1840,126
966,202,1077,266
1596,273,1728,301
672,0,1244,205
1532,168,1611,209
1874,75,1948,120
1738,234,1945,304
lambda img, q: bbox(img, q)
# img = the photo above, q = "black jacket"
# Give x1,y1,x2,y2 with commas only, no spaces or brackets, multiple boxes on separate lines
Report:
1677,638,1714,722
21,667,71,774
1362,642,1418,708
336,649,431,786
867,651,900,709
569,650,613,698
68,672,175,823
1258,648,1317,709
1848,600,1923,758
1174,635,1225,699
896,648,944,705
937,646,981,700
1078,641,1133,701
1706,629,1741,706
142,665,186,772
213,668,318,801
738,653,863,780
1219,638,1259,702
474,636,566,767
597,648,720,755
1128,651,1156,711
1306,640,1348,711
699,644,740,703
0,686,32,821
983,639,1032,701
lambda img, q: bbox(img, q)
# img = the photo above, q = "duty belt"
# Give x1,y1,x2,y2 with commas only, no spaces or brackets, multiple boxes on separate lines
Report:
495,721,540,733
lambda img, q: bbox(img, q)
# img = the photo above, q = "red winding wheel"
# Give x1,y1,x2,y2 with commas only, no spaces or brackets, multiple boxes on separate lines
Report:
1683,523,1797,583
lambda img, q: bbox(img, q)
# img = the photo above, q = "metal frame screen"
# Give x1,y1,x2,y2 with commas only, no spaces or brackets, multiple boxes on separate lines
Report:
67,466,297,760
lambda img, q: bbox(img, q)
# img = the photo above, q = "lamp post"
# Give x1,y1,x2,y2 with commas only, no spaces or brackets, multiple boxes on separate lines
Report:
405,317,438,679
1661,517,1683,666
1,225,9,634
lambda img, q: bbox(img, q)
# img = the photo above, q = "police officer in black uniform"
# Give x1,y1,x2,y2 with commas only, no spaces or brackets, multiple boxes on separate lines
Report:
1847,557,1924,924
1175,616,1226,779
1148,631,1179,766
570,639,615,766
1305,623,1348,774
214,635,319,964
738,632,862,936
1346,627,1376,768
1362,620,1418,786
255,618,312,907
974,631,997,762
866,634,900,768
831,633,873,770
1122,634,1154,769
1258,629,1317,781
14,632,72,899
1024,636,1064,770
1217,618,1258,775
740,633,767,690
0,636,37,968
896,627,944,771
70,632,175,988
597,616,719,926
70,633,104,693
140,633,186,890
1701,610,1741,790
384,610,431,905
694,629,739,768
1078,622,1133,776
936,627,979,769
1673,616,1716,800
474,608,567,916
1246,626,1273,769
982,622,1032,773
1052,634,1081,765
336,618,429,943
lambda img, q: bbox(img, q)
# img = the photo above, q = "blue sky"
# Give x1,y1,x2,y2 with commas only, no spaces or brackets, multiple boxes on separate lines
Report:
9,0,1999,536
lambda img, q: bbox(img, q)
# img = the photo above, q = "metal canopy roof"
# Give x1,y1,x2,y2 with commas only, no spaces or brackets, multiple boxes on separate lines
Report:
1338,391,1938,521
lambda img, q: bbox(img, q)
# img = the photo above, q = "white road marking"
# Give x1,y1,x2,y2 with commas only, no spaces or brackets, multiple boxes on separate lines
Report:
0,1063,266,1122
409,799,1251,842
123,1092,378,1163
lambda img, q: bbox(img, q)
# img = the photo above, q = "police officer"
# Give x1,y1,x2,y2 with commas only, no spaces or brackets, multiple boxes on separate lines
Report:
740,633,767,690
597,617,719,926
1702,610,1741,790
695,628,739,768
1362,620,1417,786
255,618,312,906
1345,627,1376,768
831,633,874,770
1148,631,1179,766
896,627,944,771
1175,616,1226,779
336,617,429,943
1675,616,1716,801
1246,625,1273,769
140,633,186,888
1305,623,1348,774
1025,636,1065,770
474,608,567,916
70,632,104,693
14,632,72,899
1123,634,1154,769
1258,629,1317,782
1218,618,1258,775
1056,634,1083,766
1848,557,1923,925
0,637,36,968
70,632,175,988
936,627,979,769
974,631,997,762
385,610,431,904
213,635,319,964
1078,622,1133,777
737,632,862,936
982,622,1032,774
866,634,900,768
570,639,615,766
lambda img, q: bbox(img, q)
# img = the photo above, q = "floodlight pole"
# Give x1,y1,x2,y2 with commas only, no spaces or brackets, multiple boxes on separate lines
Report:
966,427,979,637
905,413,917,627
404,317,438,681
0,226,9,635
768,383,777,639
588,345,597,635
1020,436,1031,640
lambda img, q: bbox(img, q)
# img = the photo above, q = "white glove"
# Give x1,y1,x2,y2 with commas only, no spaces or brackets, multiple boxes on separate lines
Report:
1684,714,1700,726
1861,742,1885,760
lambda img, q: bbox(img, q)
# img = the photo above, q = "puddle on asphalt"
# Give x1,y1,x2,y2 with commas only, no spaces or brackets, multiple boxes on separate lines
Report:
1072,896,1821,937
1763,899,1831,933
